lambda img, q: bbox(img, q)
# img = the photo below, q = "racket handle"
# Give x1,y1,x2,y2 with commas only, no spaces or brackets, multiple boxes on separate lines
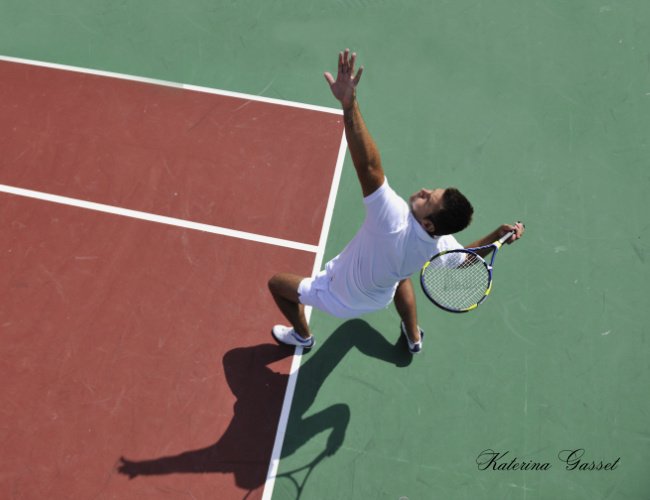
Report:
497,230,516,245
497,221,523,245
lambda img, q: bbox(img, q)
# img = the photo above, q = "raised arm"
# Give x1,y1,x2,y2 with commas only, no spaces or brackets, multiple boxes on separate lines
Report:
324,49,384,197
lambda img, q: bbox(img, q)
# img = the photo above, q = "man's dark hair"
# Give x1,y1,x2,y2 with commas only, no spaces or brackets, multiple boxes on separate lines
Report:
427,188,473,236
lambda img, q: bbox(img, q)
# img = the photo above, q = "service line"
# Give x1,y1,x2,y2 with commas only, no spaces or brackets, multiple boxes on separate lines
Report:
0,184,319,253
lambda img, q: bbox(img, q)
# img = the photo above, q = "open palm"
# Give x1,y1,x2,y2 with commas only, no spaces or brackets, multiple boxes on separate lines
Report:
324,49,363,110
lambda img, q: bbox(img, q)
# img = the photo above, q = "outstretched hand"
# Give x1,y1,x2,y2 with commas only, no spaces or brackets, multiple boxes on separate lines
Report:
324,49,363,110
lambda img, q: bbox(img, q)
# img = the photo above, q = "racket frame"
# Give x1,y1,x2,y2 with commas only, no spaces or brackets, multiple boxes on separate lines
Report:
420,230,514,313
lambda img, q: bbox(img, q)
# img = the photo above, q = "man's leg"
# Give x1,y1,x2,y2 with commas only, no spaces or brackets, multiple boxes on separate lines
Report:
394,278,421,343
268,273,312,339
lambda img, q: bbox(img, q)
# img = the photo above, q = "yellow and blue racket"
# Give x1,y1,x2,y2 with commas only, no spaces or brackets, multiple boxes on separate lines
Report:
420,229,517,313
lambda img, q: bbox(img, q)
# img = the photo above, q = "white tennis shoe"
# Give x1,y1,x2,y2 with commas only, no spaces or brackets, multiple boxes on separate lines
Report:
272,325,315,349
401,322,424,354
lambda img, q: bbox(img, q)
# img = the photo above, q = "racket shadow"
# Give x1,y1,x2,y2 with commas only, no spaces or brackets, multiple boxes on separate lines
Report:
116,319,410,496
274,319,412,498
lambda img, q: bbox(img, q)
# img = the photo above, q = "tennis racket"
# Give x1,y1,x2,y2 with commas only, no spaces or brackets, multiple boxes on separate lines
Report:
420,227,519,313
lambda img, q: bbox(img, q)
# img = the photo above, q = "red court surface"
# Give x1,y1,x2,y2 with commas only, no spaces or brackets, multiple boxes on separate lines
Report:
0,61,344,499
0,60,343,245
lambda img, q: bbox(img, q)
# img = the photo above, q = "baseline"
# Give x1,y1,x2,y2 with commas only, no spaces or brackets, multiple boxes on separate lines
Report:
0,54,342,115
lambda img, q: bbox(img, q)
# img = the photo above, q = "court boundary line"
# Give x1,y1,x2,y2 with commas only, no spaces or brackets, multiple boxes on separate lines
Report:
1,53,347,498
261,131,347,500
0,54,343,254
0,184,319,253
0,55,342,115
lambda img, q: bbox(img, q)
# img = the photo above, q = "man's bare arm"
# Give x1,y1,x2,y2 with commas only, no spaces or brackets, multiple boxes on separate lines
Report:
325,49,384,197
342,100,384,196
465,222,525,257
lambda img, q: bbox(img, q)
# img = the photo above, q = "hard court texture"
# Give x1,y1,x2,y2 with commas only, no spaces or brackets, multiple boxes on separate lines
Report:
2,1,650,499
0,58,343,499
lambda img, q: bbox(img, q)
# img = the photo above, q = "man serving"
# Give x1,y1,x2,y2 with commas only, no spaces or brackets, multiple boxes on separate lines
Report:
269,49,524,353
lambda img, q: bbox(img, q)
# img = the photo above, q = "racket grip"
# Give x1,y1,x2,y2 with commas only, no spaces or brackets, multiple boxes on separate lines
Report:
497,230,516,245
497,221,524,245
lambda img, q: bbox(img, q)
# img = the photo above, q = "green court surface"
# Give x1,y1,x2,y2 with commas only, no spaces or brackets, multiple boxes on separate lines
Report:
2,1,649,499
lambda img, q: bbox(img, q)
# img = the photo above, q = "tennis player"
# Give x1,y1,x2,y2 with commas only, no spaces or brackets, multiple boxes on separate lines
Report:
269,49,524,354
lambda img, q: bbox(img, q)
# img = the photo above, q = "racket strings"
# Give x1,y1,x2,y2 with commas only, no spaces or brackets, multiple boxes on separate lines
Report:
421,254,490,310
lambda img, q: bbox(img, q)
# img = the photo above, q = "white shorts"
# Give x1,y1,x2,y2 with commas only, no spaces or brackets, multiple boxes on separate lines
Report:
298,270,382,319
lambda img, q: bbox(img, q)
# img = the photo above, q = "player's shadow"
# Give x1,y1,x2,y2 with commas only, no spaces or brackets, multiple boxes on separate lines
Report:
117,319,411,494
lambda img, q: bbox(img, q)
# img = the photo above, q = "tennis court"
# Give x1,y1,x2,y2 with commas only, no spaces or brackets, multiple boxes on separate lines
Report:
1,2,649,499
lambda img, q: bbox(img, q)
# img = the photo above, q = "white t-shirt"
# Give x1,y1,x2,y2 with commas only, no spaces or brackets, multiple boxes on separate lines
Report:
324,179,463,313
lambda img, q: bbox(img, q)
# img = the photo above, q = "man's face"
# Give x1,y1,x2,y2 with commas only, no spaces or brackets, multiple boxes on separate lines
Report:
409,188,445,230
409,188,445,218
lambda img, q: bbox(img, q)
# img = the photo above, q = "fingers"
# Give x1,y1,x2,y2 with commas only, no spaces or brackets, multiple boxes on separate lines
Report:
330,49,362,89
506,221,525,244
353,65,364,85
341,48,350,74
514,221,525,239
338,48,357,76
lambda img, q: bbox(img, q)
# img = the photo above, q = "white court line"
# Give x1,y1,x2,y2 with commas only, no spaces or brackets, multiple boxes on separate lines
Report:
0,55,342,115
261,130,347,500
0,53,343,255
1,53,347,499
0,184,319,253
